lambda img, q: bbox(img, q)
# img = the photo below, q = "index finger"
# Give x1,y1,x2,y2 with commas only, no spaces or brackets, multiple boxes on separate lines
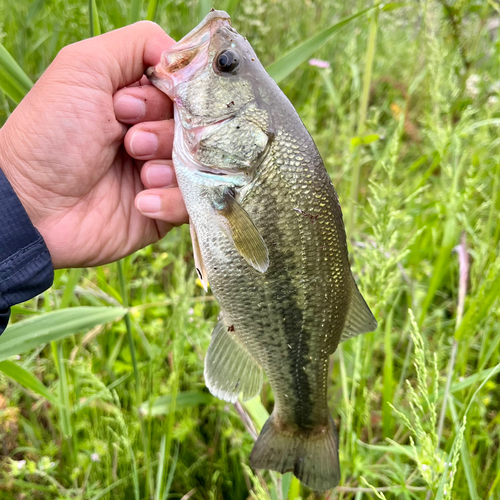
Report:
63,21,176,92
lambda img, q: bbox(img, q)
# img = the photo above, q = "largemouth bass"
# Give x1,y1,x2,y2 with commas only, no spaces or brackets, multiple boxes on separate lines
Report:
147,10,377,491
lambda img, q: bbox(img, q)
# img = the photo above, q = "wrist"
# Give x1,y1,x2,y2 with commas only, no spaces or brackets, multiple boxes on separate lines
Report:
0,126,40,227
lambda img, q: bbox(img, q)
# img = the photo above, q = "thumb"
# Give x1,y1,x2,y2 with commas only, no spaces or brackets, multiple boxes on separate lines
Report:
59,21,175,92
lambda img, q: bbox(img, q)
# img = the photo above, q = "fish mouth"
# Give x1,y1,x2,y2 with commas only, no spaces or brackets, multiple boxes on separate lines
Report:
146,10,231,97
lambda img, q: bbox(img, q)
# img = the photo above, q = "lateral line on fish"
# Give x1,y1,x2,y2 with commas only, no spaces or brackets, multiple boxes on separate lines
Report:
264,137,309,426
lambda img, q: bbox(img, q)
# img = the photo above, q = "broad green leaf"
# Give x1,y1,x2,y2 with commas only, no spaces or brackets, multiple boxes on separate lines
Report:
0,44,33,103
281,473,293,499
267,6,376,84
0,307,127,362
0,360,58,405
140,391,212,416
288,477,301,500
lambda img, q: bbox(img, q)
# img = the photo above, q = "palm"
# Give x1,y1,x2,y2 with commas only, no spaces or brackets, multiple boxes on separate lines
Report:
43,151,161,268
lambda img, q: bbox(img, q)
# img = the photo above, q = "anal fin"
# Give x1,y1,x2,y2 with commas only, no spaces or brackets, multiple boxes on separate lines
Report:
340,281,378,342
204,319,263,403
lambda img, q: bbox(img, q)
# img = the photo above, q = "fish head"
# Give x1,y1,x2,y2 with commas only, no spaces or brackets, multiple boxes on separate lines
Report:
146,10,274,179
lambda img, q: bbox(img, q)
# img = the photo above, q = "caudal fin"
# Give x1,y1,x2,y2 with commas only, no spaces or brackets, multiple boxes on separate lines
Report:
249,414,340,491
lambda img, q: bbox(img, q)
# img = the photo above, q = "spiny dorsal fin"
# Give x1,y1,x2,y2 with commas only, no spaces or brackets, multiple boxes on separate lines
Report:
190,223,208,292
204,319,263,403
340,281,378,342
214,189,269,273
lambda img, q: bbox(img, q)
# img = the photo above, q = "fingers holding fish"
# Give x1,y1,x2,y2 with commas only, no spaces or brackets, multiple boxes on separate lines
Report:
114,84,173,124
135,187,189,225
141,160,178,189
125,119,174,159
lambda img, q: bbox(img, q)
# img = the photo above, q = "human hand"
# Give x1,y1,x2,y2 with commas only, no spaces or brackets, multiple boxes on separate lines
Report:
0,22,188,269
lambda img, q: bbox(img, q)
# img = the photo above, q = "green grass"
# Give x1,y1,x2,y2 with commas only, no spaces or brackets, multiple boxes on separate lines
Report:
1,0,500,499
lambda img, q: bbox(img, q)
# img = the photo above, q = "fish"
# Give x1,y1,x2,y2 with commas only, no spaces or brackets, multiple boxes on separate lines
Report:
146,10,377,491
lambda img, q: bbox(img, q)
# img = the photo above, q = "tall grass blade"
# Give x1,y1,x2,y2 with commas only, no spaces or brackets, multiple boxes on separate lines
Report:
0,44,33,103
0,307,127,362
198,0,212,22
146,0,159,22
225,0,240,15
347,5,378,234
449,364,500,393
162,442,179,500
455,268,500,341
89,462,158,500
60,268,83,308
89,0,102,37
382,305,394,438
116,260,141,401
242,396,270,431
155,435,166,500
0,360,58,405
459,440,479,500
129,0,143,24
56,342,72,438
419,217,457,325
129,444,140,500
267,6,376,84
26,0,46,24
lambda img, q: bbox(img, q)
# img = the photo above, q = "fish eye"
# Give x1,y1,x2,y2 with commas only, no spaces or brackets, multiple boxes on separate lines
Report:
216,50,239,73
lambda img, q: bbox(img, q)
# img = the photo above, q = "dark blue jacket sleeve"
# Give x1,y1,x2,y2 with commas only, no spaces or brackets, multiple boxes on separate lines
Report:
0,168,54,335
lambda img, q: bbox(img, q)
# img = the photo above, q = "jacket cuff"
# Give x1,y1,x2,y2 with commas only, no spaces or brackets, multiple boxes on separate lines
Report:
0,169,54,312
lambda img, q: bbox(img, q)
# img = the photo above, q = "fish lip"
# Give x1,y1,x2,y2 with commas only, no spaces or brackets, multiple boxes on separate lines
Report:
146,10,232,95
174,10,230,53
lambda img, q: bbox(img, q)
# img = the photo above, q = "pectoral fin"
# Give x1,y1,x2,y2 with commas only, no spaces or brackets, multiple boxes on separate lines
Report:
204,319,263,403
190,223,208,292
214,189,269,273
340,281,378,342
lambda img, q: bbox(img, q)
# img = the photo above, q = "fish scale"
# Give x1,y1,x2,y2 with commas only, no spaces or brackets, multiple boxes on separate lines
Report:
147,9,377,491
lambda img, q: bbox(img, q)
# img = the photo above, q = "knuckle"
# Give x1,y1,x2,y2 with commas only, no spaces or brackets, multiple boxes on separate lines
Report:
55,42,89,67
133,20,164,35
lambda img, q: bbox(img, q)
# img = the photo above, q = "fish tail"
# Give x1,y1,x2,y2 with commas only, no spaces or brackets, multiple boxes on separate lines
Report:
249,413,340,491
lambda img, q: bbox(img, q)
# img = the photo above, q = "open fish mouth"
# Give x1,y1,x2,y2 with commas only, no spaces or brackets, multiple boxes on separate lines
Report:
146,10,231,96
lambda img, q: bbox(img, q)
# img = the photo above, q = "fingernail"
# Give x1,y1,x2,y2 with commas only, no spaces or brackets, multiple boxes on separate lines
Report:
130,131,158,157
137,194,161,214
146,164,174,187
115,95,146,120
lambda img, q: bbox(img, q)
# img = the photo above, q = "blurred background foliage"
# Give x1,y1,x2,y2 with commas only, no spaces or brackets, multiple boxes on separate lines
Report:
0,0,500,499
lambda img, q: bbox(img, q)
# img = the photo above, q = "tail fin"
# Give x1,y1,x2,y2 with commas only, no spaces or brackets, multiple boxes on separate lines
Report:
249,413,340,491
